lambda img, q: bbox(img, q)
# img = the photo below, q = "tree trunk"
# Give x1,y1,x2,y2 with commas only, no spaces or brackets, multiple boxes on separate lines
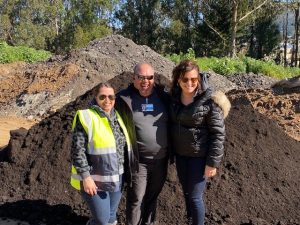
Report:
291,39,295,66
230,0,238,57
284,10,288,67
249,23,256,58
295,3,300,67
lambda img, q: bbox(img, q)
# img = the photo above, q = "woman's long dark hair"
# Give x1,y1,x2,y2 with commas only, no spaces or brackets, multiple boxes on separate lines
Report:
93,82,114,96
170,59,200,96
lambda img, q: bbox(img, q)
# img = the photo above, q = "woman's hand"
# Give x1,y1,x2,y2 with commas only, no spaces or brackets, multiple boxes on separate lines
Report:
204,165,217,178
83,176,98,196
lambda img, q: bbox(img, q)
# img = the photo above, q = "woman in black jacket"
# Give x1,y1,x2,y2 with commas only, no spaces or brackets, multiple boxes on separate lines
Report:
170,60,231,225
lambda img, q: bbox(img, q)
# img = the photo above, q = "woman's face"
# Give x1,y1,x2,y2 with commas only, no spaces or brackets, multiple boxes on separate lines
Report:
95,86,116,113
178,69,200,95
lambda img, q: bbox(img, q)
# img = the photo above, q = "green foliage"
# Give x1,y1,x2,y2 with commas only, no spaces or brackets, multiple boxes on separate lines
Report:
242,57,299,79
0,0,65,51
203,57,247,76
247,15,281,59
115,1,164,51
0,0,284,56
0,0,113,53
0,42,51,63
167,53,300,79
166,48,196,64
186,48,196,60
72,24,111,49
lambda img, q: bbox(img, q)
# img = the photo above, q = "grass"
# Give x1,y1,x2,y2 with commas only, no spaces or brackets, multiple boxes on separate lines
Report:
167,50,300,79
0,42,51,63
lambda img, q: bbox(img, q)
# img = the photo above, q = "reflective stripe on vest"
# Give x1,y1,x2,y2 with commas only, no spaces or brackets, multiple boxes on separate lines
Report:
70,108,132,191
71,173,120,182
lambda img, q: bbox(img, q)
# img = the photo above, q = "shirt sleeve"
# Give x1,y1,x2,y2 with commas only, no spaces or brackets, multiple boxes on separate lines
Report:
206,102,226,168
71,115,91,178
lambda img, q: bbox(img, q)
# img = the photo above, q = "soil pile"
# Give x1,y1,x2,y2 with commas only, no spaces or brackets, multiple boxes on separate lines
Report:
0,35,299,225
243,89,300,141
0,71,299,225
228,72,278,89
228,73,300,141
0,116,35,147
0,35,175,118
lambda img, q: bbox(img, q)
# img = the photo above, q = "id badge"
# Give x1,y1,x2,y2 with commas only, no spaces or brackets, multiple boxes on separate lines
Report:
142,104,154,112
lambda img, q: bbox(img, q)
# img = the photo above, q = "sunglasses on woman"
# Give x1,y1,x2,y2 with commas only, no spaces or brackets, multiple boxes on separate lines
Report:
180,77,199,83
98,95,116,101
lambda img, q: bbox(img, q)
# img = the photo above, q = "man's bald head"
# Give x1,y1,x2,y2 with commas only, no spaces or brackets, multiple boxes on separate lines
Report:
133,63,155,97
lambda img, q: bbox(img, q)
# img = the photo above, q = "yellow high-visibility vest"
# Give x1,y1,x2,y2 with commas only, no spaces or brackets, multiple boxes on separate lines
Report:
70,108,131,191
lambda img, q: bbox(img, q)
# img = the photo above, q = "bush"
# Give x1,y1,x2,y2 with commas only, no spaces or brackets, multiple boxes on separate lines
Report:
0,42,51,63
166,51,300,79
242,57,300,79
205,57,246,76
166,48,196,64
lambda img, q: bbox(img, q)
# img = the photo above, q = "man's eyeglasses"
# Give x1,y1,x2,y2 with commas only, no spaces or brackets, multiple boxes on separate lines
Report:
136,74,154,81
180,77,198,83
98,95,116,101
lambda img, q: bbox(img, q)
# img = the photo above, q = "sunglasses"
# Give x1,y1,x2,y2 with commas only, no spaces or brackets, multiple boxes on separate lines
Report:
136,74,154,81
98,94,116,101
180,77,199,83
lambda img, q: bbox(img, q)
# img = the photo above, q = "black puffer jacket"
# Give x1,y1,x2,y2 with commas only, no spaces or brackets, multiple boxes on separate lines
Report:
170,74,229,168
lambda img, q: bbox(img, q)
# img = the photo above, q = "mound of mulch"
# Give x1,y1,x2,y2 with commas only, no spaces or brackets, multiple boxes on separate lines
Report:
0,35,175,118
242,89,300,141
0,73,299,225
228,72,278,90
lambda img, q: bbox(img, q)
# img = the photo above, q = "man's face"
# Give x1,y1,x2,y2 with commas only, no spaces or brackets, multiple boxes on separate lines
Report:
133,64,155,97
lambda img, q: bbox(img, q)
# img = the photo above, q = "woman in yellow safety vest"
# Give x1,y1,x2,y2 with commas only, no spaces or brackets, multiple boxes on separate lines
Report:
71,82,134,225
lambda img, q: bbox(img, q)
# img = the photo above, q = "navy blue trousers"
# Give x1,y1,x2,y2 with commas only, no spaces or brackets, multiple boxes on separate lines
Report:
176,155,207,225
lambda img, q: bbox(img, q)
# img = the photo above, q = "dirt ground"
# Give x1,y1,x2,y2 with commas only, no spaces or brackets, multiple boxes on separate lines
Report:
0,35,299,225
0,116,36,148
0,218,31,225
0,73,299,225
241,89,300,141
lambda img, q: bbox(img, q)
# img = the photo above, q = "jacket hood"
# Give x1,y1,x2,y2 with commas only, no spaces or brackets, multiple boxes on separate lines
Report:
199,72,210,92
211,91,231,118
199,72,231,118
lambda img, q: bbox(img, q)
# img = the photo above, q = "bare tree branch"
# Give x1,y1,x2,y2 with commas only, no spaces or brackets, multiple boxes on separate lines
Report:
202,19,226,42
239,0,271,22
201,0,227,45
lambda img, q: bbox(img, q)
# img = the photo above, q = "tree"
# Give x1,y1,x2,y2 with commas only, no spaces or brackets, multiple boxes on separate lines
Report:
288,0,300,67
229,0,272,57
200,0,232,56
55,0,113,52
115,0,163,51
248,18,280,59
245,1,281,59
0,0,65,50
0,0,113,53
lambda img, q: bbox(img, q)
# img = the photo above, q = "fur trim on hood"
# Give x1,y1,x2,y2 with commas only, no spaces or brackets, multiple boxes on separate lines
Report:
211,91,231,118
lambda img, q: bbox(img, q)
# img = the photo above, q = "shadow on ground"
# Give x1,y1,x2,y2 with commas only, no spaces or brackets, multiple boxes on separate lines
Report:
0,200,87,225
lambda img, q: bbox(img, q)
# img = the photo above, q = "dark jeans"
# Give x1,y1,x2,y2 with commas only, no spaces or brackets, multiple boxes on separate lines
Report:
126,158,168,225
176,155,207,225
81,175,122,225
